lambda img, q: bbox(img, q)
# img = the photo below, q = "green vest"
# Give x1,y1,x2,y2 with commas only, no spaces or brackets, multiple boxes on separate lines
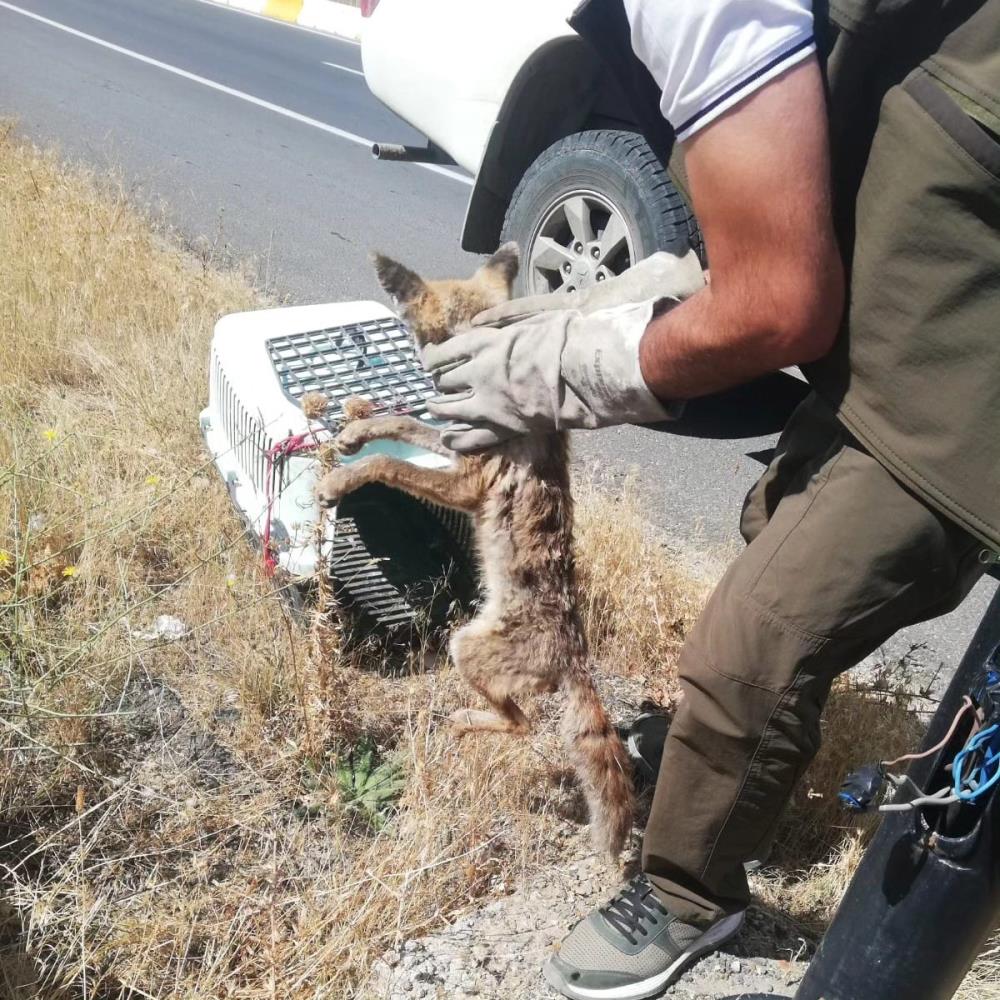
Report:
806,0,1000,554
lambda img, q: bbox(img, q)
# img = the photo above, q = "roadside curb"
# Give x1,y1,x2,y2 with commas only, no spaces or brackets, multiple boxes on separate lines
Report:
220,0,362,42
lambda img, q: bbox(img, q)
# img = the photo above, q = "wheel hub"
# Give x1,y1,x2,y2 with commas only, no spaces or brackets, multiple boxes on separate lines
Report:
526,190,634,296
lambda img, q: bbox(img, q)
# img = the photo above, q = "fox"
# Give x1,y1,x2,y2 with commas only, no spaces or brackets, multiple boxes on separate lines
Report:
315,243,633,856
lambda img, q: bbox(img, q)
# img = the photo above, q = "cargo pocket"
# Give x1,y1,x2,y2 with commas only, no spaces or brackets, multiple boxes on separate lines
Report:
903,70,1000,180
828,66,1000,553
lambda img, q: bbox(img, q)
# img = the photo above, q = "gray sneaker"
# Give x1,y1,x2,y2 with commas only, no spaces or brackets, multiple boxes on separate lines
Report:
543,874,744,1000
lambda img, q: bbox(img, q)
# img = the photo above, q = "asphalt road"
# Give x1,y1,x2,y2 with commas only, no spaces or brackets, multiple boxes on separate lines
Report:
1,0,994,676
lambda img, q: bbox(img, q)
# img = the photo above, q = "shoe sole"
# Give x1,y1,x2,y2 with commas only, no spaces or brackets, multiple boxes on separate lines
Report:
542,910,745,1000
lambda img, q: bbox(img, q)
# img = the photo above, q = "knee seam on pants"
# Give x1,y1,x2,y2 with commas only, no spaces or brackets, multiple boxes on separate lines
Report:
697,596,828,696
744,595,831,646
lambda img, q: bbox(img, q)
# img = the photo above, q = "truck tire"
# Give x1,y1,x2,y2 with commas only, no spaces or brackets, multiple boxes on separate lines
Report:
500,129,700,297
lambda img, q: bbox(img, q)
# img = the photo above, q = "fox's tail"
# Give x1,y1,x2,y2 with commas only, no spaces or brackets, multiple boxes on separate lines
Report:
560,665,634,857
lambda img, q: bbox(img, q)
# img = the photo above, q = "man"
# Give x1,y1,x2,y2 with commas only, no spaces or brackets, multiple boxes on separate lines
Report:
423,0,1000,997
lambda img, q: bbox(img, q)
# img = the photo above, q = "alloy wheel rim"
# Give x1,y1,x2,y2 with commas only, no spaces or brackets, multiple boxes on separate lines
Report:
526,190,635,296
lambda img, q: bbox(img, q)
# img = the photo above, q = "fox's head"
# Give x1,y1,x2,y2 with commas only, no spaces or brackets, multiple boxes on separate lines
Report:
372,243,519,347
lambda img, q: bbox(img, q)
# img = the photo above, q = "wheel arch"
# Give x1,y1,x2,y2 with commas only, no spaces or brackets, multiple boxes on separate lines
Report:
461,36,632,254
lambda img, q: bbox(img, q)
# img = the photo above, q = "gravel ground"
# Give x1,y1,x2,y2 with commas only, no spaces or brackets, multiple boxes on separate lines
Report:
363,834,812,1000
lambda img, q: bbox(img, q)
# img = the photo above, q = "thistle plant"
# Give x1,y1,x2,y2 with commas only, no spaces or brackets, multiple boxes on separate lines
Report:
336,738,406,828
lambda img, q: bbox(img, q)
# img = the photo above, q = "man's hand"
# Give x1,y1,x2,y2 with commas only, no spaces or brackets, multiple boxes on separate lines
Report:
423,301,684,453
423,252,704,452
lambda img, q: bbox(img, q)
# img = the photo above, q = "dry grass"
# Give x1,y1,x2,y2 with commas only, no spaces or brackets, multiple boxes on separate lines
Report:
751,672,924,927
0,126,995,998
0,123,578,998
574,483,709,700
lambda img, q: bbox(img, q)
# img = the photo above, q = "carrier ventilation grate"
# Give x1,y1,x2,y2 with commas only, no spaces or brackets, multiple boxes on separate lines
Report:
266,316,434,420
328,516,417,630
421,500,474,551
213,355,275,494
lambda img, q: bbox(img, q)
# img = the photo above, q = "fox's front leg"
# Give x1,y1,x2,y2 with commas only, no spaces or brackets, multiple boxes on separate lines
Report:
335,416,452,459
316,455,481,512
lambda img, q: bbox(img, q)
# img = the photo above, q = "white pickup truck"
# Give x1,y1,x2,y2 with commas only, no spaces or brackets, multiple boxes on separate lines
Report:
360,0,699,295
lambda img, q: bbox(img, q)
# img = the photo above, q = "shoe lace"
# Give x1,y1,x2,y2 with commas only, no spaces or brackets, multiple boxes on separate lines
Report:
600,874,668,946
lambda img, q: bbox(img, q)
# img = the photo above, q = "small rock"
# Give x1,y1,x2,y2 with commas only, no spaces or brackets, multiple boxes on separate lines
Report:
384,949,400,967
730,960,742,974
134,614,189,642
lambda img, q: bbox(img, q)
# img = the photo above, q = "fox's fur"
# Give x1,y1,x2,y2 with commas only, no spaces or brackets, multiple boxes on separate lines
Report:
316,244,633,855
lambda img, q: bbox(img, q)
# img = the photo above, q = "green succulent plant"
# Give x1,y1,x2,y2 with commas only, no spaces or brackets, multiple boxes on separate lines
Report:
335,738,406,828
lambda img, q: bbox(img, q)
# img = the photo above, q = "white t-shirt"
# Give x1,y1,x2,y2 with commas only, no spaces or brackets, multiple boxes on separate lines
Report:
623,0,816,141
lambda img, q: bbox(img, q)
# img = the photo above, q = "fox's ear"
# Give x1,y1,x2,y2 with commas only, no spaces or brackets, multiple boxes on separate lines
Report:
481,242,520,286
372,253,427,304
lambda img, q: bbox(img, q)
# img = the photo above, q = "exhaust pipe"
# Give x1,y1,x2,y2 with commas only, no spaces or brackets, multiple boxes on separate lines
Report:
371,142,455,165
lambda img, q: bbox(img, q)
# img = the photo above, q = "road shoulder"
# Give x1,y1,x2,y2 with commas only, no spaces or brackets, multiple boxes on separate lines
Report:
208,0,362,41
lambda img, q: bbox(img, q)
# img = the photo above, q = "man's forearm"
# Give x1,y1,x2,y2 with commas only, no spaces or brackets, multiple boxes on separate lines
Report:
426,61,844,449
637,287,770,400
637,257,843,400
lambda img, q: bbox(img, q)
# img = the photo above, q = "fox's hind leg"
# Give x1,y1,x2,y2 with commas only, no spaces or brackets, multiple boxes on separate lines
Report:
447,618,557,737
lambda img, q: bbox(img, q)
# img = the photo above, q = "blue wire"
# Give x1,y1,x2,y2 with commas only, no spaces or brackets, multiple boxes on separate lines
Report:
952,724,1000,802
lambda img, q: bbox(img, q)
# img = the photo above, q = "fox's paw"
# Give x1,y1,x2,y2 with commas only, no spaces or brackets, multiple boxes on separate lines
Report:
315,467,355,509
333,422,369,456
448,707,529,737
449,708,479,738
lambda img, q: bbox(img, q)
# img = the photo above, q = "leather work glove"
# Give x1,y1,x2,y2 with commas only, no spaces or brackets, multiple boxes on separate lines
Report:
422,250,706,453
472,248,704,327
423,299,685,452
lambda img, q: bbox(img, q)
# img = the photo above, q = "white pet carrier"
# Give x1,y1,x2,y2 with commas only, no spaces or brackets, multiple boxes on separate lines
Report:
199,300,474,633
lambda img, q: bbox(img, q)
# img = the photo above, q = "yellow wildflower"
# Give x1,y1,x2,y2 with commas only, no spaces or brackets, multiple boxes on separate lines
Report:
0,551,10,567
144,474,161,487
62,565,77,578
43,428,57,442
225,573,237,589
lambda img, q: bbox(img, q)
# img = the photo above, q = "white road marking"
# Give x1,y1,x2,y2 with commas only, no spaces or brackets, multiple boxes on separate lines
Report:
322,60,364,77
184,0,361,44
0,0,472,187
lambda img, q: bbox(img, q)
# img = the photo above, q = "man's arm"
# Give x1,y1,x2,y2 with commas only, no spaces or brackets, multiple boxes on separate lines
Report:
638,57,844,400
422,57,846,452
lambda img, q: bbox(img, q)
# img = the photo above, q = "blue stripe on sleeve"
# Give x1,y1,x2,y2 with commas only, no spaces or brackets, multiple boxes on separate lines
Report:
675,35,816,137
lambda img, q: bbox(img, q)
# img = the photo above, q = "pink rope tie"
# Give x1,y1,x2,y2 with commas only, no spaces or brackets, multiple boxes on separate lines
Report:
261,431,319,575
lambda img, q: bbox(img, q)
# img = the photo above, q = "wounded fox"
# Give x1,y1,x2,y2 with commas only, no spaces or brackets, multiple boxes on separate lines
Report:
316,244,633,856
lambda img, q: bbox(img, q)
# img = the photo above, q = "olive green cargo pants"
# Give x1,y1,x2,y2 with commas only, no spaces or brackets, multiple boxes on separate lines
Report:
642,393,987,925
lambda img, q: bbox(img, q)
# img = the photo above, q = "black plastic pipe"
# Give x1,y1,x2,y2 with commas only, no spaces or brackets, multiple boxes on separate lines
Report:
797,587,1000,1000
